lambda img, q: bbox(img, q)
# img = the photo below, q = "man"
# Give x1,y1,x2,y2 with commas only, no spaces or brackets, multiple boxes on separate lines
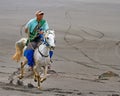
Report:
24,10,53,69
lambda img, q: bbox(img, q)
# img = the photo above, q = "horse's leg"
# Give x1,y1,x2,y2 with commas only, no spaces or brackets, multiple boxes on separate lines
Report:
37,75,41,89
34,74,41,89
33,63,41,89
40,65,48,83
18,62,26,79
33,65,38,82
18,58,27,79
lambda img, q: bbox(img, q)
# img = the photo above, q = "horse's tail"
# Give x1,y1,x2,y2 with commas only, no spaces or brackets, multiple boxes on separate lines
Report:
12,42,24,62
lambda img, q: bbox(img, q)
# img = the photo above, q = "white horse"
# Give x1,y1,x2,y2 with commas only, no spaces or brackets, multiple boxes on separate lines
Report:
33,30,55,88
12,30,55,88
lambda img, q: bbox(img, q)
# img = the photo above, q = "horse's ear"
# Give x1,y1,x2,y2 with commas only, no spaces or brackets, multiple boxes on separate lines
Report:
52,29,55,34
51,29,55,36
45,31,49,38
49,29,55,35
45,29,55,37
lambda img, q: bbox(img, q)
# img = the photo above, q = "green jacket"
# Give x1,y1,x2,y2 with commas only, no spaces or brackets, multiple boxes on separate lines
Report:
28,19,46,42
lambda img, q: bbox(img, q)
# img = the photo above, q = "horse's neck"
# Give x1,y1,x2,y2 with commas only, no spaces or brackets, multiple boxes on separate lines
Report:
38,44,49,56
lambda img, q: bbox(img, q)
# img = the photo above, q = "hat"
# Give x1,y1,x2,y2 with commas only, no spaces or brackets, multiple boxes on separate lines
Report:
35,10,44,15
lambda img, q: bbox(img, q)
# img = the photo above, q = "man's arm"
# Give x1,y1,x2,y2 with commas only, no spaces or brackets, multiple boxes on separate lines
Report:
25,19,32,33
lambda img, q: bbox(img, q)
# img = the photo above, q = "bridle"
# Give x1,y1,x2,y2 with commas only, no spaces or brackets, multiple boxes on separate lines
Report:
38,31,55,57
38,47,49,57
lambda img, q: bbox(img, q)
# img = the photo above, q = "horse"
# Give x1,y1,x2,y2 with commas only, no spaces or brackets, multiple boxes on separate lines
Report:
12,30,55,88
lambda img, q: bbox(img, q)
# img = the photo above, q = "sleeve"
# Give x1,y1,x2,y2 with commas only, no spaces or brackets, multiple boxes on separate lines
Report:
25,21,30,29
42,21,49,32
25,19,33,32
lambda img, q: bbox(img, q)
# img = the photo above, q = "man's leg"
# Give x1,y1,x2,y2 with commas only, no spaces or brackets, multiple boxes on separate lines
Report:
24,49,34,68
49,50,53,63
24,41,37,69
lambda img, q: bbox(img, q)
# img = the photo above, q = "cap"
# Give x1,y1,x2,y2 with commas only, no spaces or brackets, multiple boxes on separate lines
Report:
35,10,44,15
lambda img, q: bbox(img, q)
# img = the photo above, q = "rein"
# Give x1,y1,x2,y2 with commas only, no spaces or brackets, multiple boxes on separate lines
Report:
38,46,49,57
38,41,49,57
37,33,52,57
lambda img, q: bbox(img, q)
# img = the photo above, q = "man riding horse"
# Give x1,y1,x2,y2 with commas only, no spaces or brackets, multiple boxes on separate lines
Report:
24,10,53,70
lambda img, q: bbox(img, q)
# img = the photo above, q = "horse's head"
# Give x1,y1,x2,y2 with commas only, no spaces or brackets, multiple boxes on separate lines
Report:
44,30,56,49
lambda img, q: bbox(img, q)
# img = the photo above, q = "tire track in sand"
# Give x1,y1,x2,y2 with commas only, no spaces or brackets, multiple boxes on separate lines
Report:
55,10,120,71
56,10,104,70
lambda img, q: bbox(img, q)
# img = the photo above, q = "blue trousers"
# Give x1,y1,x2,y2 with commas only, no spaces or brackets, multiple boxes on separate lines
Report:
24,49,34,67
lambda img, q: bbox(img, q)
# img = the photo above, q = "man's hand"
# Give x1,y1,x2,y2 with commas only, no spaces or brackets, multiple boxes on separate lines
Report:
39,31,44,34
25,28,28,33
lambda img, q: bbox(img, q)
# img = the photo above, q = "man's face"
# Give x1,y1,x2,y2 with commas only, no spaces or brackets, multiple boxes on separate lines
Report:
36,14,44,21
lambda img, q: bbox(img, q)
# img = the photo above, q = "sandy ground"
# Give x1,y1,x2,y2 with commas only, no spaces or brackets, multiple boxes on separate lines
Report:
0,0,120,96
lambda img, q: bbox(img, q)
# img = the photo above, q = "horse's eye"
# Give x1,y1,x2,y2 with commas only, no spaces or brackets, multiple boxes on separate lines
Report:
47,37,49,39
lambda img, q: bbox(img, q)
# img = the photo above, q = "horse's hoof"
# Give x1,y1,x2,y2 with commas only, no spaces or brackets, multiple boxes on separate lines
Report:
18,74,23,79
9,80,13,84
34,78,37,82
16,80,23,86
40,78,46,83
28,83,34,88
37,86,42,90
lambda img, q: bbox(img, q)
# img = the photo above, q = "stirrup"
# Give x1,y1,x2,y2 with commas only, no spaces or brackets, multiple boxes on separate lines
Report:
50,59,53,63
